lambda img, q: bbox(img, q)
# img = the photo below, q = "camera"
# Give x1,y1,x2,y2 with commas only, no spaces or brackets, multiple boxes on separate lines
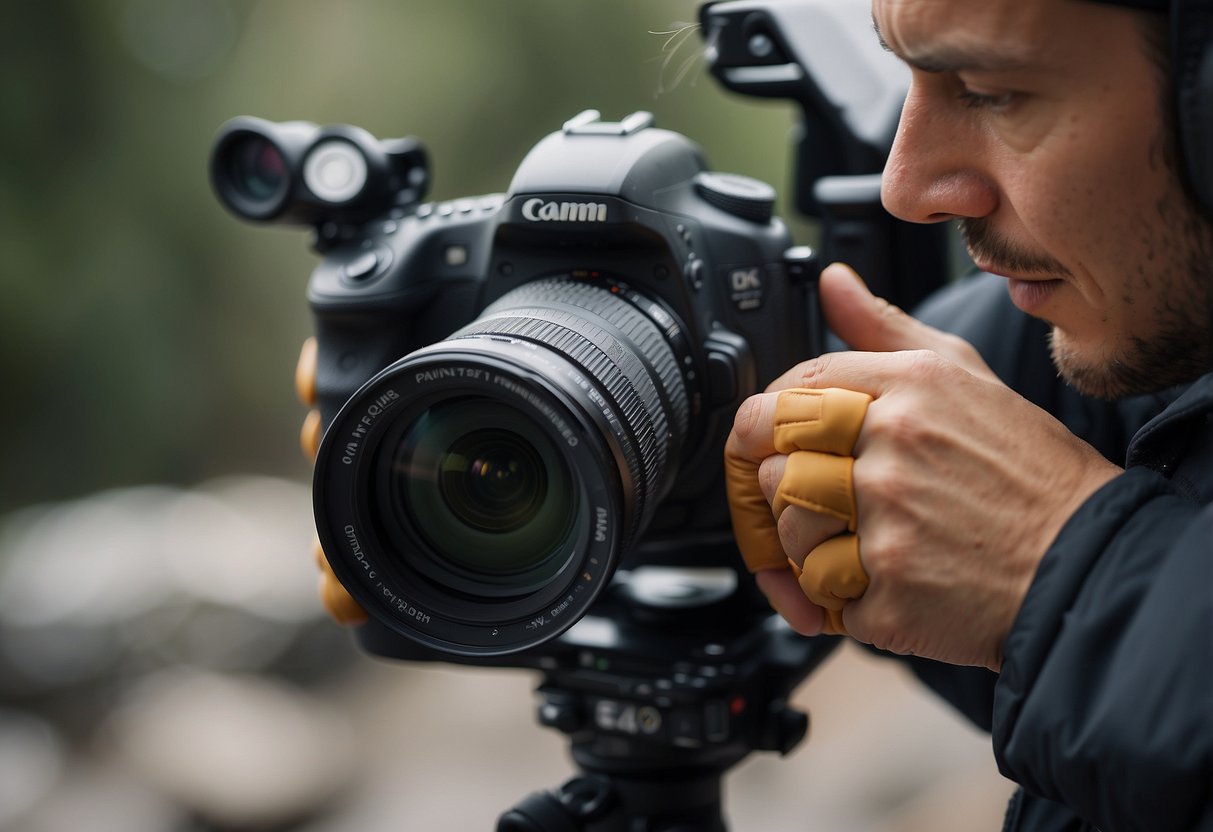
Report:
213,108,822,659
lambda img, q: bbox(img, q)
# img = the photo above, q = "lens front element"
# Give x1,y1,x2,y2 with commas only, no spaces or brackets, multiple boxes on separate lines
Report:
381,399,576,583
227,134,287,202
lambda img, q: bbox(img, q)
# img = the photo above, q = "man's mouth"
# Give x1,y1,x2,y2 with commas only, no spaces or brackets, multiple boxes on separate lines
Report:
1005,276,1064,312
971,258,1064,313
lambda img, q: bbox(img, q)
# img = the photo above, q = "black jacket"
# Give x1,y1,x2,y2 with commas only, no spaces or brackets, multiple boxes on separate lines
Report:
906,274,1213,832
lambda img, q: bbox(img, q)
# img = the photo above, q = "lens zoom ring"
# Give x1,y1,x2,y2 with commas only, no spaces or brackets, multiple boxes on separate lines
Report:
488,280,684,465
490,280,689,437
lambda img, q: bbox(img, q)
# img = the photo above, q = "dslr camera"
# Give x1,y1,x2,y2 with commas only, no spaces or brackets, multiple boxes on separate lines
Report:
212,108,820,658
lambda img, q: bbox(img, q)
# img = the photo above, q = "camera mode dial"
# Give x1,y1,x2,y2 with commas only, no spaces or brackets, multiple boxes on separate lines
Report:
693,172,776,224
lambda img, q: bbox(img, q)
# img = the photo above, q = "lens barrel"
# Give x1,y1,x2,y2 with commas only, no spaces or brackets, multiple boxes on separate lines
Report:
313,277,691,655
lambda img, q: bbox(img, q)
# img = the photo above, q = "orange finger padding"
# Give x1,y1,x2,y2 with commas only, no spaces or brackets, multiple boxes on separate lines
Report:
300,339,364,627
772,451,857,530
314,537,368,626
787,534,868,636
724,446,788,571
296,337,318,407
301,409,323,460
726,387,871,574
772,387,871,456
799,533,868,607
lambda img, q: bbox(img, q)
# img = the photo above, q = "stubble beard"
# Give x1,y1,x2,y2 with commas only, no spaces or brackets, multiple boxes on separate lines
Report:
1047,175,1213,401
959,192,1213,401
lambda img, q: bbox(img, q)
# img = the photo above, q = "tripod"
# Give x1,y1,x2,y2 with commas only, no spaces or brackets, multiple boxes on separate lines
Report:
491,582,839,831
356,560,839,830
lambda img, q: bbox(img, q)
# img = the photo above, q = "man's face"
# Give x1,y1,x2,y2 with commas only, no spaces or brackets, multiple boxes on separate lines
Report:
875,0,1213,398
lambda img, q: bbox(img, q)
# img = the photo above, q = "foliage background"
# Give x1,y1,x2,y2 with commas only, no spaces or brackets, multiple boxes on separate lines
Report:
0,0,806,511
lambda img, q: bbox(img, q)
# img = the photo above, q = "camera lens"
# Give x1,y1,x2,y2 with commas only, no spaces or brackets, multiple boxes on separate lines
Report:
314,276,692,656
226,134,287,203
378,399,576,583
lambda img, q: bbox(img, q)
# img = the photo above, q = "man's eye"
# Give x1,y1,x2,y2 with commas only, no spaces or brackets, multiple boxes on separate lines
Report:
957,90,1017,112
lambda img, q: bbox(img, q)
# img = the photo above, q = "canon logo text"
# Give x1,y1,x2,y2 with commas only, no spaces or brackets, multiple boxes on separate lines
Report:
522,198,608,223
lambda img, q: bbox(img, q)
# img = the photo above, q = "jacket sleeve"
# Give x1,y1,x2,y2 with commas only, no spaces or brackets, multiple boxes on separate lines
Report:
992,467,1213,832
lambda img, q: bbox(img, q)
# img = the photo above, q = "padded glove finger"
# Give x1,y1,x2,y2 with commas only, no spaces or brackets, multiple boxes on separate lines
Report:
773,387,871,456
773,450,858,531
314,537,368,626
790,534,868,636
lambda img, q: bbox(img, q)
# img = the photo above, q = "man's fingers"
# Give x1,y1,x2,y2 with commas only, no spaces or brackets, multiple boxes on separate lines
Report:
726,392,780,464
755,570,825,635
725,395,786,572
758,455,851,566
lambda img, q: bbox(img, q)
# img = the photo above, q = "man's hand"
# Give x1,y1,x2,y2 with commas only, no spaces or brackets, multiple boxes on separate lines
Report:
725,264,1121,670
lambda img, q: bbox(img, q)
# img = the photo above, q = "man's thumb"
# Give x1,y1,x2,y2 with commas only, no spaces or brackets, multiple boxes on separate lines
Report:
819,262,1001,382
820,262,931,352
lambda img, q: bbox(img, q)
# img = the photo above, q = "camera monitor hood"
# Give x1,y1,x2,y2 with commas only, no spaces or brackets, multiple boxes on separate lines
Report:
701,0,910,213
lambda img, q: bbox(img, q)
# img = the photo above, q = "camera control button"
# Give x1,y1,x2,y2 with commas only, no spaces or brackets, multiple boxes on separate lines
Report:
683,258,705,290
669,710,703,746
694,172,776,224
443,245,470,267
342,251,379,281
704,701,729,743
340,245,392,284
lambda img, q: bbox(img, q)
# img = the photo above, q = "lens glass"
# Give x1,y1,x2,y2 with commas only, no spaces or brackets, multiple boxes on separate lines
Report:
228,135,286,202
438,429,545,533
376,398,577,583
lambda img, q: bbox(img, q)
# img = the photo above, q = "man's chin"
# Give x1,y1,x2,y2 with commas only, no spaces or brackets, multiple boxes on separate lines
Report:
1048,329,1129,400
1048,327,1209,400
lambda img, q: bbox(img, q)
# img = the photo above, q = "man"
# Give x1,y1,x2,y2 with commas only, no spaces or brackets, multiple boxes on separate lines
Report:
724,0,1213,829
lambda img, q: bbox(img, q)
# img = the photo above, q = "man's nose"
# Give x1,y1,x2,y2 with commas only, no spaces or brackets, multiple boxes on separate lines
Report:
880,86,999,224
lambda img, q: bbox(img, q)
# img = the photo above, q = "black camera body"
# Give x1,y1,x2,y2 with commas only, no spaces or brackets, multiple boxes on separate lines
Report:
213,110,822,659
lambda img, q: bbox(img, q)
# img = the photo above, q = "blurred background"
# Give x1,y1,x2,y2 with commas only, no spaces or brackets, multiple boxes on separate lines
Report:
0,1,1013,829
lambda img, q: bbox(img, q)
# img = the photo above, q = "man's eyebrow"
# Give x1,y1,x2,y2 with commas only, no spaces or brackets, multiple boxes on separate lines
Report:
871,15,1032,74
